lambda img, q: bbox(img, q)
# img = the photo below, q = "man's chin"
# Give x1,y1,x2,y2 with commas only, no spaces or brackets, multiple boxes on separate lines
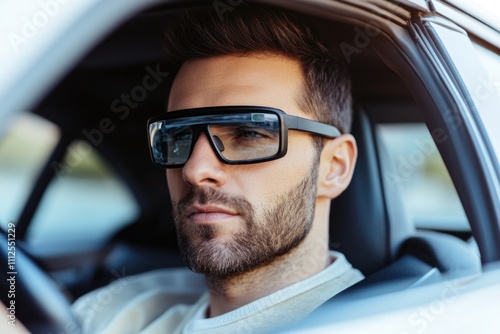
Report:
181,241,255,277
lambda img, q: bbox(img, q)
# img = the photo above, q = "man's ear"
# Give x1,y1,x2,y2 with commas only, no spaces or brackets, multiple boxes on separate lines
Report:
316,134,357,199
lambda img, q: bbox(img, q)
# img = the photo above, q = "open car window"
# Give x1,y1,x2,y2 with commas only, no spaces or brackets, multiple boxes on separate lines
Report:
0,113,139,251
0,113,59,228
26,139,140,251
378,123,468,232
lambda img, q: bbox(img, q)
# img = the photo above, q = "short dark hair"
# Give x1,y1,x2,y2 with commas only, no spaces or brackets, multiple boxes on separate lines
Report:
162,4,353,133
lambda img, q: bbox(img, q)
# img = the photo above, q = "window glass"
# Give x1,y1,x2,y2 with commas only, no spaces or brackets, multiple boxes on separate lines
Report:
474,44,500,82
0,113,59,229
26,139,140,248
472,43,500,159
378,123,469,231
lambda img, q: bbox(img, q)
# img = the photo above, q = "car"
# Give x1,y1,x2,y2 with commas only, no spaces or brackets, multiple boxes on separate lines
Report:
0,0,499,333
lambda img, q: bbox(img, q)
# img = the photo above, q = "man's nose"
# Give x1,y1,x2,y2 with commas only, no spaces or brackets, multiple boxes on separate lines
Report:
182,133,228,187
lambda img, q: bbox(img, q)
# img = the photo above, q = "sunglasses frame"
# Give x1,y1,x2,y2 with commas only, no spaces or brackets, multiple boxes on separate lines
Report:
147,106,341,168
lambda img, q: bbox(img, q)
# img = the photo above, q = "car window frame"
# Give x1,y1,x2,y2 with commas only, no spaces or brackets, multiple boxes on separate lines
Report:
405,14,500,263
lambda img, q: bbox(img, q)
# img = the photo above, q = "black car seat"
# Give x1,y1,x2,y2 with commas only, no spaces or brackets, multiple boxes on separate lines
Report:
327,106,481,296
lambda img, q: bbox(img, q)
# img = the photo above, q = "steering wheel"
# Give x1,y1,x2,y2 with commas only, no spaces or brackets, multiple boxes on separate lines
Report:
0,228,82,333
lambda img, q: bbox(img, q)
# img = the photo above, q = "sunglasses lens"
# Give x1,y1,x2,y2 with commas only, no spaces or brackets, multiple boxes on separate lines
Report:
149,123,194,166
208,116,280,161
148,112,281,167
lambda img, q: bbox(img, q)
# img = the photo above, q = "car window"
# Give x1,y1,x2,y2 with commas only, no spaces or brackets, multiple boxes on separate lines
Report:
472,42,500,158
0,113,59,228
378,123,469,232
0,112,139,249
26,138,140,249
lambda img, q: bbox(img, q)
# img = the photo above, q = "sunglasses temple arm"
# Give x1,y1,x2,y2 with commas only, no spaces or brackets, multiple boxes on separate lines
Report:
284,116,341,138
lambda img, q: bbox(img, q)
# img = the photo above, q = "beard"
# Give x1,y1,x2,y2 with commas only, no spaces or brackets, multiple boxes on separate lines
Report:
172,164,319,279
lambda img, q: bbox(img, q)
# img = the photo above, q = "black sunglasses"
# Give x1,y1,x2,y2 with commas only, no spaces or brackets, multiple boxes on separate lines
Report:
147,106,341,168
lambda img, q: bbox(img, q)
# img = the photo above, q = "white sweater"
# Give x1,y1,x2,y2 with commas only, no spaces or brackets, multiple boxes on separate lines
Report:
73,251,363,334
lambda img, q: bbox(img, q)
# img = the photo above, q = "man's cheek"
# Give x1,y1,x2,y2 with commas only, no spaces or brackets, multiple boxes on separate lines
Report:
166,171,185,200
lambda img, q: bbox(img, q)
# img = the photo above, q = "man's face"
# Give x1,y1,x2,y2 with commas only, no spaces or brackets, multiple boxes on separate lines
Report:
167,54,321,278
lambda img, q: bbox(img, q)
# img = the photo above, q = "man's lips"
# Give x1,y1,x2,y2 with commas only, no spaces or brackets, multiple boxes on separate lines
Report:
186,204,239,223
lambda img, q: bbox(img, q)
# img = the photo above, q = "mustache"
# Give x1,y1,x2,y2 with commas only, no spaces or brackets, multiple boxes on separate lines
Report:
175,186,253,217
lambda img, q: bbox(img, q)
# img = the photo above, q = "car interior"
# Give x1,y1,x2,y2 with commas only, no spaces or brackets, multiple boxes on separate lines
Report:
0,1,488,332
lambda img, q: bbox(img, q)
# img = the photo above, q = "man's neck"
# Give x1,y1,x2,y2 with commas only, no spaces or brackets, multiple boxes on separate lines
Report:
205,233,331,317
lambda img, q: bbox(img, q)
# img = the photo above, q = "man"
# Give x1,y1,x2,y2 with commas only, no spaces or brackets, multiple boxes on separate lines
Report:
73,4,363,333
